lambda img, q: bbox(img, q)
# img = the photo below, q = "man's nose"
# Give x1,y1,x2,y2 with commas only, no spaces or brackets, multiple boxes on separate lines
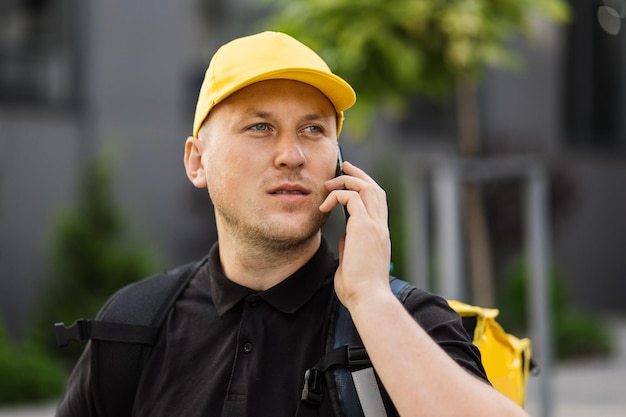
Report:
274,134,306,169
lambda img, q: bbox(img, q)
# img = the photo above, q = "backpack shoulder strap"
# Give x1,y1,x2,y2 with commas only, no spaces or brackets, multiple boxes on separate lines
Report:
300,277,414,417
55,259,206,346
389,277,414,304
55,257,206,417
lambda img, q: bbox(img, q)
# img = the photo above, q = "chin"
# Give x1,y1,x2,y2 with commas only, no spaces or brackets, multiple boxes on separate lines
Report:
262,214,326,244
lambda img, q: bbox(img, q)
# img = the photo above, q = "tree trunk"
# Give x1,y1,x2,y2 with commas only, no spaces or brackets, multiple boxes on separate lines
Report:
455,74,494,307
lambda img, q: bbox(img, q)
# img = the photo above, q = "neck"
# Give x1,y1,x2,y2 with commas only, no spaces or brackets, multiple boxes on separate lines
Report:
217,232,322,291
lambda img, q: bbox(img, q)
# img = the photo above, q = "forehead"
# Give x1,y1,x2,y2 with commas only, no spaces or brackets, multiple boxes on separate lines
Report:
208,79,337,121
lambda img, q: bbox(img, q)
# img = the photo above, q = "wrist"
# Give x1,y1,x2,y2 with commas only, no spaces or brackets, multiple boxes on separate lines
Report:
341,283,399,318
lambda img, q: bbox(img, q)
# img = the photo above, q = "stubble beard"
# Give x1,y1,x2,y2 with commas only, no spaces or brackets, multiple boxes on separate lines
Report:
216,201,329,254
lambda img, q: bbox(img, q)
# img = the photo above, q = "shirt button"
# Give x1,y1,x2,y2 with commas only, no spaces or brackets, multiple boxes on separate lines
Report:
247,295,260,307
243,342,253,353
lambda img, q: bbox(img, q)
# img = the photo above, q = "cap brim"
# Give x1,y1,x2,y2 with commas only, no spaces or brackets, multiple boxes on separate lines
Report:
219,68,356,112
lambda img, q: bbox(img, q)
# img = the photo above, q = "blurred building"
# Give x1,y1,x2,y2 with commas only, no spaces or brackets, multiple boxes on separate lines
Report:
0,0,624,339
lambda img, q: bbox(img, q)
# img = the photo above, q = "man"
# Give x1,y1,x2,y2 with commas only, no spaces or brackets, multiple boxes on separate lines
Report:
56,31,529,417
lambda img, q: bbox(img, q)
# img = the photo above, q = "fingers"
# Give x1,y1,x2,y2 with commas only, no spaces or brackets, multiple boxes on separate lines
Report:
320,161,387,223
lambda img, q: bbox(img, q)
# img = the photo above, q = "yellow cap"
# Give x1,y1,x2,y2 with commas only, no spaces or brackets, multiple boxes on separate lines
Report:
193,31,356,137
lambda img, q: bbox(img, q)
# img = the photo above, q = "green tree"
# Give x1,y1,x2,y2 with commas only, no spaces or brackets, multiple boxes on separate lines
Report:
264,0,570,304
30,149,161,365
264,0,569,129
498,258,614,360
0,317,66,404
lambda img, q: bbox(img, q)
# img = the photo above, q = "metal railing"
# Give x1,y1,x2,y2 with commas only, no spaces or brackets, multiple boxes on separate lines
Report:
403,154,553,417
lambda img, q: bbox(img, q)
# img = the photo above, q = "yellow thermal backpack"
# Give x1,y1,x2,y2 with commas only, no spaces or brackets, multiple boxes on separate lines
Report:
448,300,536,406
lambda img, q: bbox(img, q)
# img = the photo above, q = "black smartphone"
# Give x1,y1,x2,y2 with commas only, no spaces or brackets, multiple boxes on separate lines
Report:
335,144,349,223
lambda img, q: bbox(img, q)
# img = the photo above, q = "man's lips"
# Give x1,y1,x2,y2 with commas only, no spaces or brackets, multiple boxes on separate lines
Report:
268,184,310,195
272,190,306,195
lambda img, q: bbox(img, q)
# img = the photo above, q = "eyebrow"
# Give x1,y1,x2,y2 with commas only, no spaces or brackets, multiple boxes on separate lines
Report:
242,109,331,123
244,110,272,119
302,113,327,122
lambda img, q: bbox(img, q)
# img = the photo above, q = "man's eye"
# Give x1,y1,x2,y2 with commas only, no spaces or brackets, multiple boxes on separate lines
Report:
303,125,322,134
250,123,270,131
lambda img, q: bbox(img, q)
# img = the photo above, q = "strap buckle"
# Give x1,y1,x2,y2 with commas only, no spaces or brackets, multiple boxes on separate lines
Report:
54,319,91,347
346,345,370,368
301,368,323,404
300,345,372,406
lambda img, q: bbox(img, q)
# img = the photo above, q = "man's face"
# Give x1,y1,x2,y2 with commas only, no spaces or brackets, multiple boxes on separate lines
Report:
193,79,339,250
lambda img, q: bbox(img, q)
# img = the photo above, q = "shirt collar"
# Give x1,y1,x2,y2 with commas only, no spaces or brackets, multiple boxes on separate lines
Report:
207,237,337,316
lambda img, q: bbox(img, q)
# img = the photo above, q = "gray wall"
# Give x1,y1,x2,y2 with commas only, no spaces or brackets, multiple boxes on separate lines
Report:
0,114,80,338
554,158,626,311
481,20,626,314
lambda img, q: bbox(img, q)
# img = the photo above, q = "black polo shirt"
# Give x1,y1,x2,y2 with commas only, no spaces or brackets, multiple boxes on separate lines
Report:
56,238,487,417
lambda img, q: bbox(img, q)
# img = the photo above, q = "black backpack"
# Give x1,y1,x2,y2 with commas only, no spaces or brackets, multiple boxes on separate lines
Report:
55,258,414,417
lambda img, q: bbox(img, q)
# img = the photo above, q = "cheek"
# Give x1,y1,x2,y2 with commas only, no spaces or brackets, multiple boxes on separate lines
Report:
205,148,254,192
317,146,339,180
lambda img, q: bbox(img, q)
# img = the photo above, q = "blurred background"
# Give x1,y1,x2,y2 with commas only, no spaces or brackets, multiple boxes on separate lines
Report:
0,0,624,414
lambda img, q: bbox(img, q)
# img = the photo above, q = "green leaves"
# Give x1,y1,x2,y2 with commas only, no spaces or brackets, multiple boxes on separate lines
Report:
263,0,571,129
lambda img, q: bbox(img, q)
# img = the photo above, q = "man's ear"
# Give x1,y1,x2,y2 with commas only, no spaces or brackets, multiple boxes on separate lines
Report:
184,137,208,189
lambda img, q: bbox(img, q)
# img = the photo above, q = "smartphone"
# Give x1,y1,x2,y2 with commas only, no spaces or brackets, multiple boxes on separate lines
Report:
335,144,349,223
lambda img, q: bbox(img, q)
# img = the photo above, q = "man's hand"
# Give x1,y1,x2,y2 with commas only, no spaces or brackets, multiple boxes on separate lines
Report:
319,161,392,309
